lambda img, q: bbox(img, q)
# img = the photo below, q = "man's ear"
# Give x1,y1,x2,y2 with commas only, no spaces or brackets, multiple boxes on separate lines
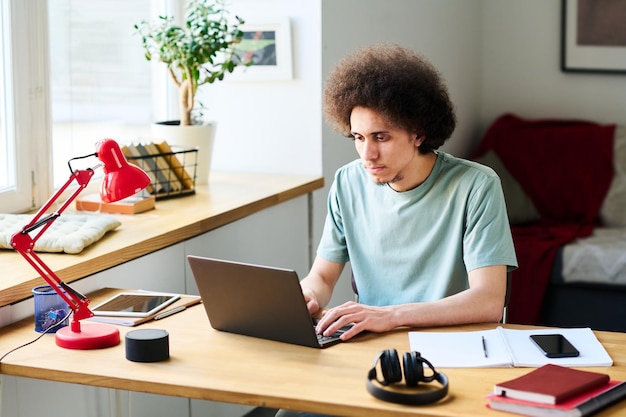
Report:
414,134,426,147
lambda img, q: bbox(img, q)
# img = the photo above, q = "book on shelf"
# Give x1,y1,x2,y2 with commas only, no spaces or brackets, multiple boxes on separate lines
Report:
76,193,155,214
134,143,174,194
155,140,194,190
493,364,610,404
87,289,202,327
144,142,184,192
407,326,613,368
487,380,626,417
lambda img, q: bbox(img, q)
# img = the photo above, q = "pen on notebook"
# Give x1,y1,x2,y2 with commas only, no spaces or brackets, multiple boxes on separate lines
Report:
482,335,488,358
154,305,186,320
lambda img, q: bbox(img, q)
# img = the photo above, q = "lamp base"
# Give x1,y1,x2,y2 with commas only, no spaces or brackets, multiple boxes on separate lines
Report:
55,322,121,349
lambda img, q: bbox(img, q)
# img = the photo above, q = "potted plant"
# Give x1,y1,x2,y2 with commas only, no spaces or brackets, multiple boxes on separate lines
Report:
134,0,249,183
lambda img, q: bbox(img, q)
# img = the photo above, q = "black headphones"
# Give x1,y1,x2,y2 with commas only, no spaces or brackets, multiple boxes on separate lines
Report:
366,349,449,405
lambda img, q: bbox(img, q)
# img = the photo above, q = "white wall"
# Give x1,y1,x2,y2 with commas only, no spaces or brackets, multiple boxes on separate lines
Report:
198,0,323,176
481,0,626,130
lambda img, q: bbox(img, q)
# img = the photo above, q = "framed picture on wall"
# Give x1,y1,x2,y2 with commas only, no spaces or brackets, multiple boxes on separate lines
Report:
561,0,626,74
229,17,293,81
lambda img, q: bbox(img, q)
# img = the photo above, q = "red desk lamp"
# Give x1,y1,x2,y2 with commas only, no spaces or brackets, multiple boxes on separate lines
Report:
10,139,151,349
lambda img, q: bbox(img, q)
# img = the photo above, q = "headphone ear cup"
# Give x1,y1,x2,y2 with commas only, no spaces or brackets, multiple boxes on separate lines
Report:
402,351,424,387
379,349,403,385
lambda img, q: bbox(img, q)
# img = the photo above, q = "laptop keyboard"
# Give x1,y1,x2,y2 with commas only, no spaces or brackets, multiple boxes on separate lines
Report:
316,331,341,344
313,320,353,345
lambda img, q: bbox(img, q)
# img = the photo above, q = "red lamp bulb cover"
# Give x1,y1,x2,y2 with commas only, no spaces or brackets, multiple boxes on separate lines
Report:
96,138,151,203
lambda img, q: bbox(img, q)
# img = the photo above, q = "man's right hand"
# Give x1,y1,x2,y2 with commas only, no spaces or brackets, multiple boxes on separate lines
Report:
302,288,320,315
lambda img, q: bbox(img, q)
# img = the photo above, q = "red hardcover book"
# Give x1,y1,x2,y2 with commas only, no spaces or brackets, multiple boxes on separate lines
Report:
493,364,610,404
487,380,626,417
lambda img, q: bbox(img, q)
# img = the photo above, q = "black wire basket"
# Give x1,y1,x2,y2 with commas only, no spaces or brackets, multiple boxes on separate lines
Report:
126,145,197,200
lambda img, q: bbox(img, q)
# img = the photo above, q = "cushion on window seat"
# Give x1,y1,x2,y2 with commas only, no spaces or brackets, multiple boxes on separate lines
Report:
0,213,121,254
562,227,626,285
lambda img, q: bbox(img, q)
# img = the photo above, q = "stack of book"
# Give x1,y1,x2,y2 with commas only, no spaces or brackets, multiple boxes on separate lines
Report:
76,193,156,214
487,364,626,416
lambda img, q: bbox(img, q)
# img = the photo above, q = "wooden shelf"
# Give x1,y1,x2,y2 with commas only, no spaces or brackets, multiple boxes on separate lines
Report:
0,172,324,307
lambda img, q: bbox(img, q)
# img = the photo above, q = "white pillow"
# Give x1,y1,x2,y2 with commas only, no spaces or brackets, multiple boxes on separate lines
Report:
0,213,121,254
600,125,626,227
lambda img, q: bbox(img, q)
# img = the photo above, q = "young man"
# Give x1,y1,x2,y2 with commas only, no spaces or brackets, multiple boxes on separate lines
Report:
275,43,518,417
275,44,518,417
305,43,518,342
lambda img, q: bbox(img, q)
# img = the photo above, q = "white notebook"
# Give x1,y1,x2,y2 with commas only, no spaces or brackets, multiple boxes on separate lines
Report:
408,326,613,368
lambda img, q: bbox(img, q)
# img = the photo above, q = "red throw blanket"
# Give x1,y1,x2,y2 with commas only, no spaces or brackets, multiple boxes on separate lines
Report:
474,114,615,324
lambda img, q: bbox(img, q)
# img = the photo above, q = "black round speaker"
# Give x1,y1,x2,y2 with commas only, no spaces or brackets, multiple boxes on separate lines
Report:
125,329,169,362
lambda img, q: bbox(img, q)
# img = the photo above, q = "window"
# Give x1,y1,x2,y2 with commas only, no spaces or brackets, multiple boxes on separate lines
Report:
0,0,170,213
0,2,13,192
0,0,49,213
48,0,158,188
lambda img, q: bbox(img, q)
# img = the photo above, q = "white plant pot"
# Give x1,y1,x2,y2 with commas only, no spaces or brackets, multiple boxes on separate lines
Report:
151,121,216,185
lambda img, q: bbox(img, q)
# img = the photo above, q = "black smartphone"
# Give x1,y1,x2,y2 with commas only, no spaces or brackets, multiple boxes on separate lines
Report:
529,334,580,358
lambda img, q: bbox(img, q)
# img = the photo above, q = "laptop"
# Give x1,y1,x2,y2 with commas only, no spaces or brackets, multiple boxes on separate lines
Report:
187,255,350,348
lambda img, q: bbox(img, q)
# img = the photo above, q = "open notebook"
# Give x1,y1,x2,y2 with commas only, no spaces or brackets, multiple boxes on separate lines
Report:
409,327,613,368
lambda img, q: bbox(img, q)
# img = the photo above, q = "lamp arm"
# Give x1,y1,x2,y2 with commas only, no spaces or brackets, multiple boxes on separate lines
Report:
23,168,95,238
10,168,98,326
14,249,92,322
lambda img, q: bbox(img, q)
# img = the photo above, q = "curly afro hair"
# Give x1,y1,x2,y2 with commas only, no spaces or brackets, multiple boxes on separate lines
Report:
323,44,456,154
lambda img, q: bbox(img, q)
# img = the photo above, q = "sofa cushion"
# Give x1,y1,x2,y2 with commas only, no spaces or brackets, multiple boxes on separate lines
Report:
600,125,626,227
474,150,540,225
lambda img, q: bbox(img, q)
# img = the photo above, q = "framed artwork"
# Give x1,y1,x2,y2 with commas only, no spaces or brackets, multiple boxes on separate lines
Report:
229,17,293,80
561,0,626,74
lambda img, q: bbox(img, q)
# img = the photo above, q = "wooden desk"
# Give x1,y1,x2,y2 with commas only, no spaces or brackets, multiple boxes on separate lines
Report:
0,172,324,307
1,293,625,417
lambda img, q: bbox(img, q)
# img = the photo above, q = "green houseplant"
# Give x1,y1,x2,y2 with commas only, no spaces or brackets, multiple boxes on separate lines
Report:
134,0,247,126
134,0,249,184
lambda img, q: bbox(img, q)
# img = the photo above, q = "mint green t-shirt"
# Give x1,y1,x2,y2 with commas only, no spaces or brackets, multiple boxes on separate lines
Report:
317,152,518,306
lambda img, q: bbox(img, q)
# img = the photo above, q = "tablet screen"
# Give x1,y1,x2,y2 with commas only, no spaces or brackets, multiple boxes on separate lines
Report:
91,293,180,317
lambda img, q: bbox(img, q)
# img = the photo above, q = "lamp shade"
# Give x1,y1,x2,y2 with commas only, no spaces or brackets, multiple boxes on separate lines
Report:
96,139,151,203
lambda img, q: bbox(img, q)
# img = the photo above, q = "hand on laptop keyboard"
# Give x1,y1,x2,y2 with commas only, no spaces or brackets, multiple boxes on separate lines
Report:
312,318,353,338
